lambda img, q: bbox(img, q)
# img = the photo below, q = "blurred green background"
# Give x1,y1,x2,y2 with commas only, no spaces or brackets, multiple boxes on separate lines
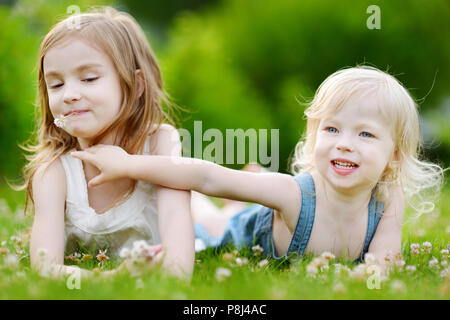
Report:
1,0,449,207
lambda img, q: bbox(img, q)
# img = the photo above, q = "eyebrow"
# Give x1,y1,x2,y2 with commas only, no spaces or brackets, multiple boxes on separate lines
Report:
44,63,104,78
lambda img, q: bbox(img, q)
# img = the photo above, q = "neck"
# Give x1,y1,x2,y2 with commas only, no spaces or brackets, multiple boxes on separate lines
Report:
310,169,373,220
76,131,118,151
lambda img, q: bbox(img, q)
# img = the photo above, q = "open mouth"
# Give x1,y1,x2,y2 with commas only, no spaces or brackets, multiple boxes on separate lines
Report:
331,160,359,169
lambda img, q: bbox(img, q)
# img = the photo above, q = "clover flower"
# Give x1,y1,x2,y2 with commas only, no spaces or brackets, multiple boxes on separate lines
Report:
81,254,93,262
235,257,249,266
311,257,327,268
428,256,439,269
252,245,264,256
258,259,269,268
441,249,449,259
405,265,416,273
96,249,109,262
320,252,335,261
54,114,69,128
222,252,234,262
364,253,377,265
119,248,131,259
349,264,367,281
215,267,232,282
306,264,318,277
422,242,432,254
410,243,420,255
4,254,19,269
390,280,406,293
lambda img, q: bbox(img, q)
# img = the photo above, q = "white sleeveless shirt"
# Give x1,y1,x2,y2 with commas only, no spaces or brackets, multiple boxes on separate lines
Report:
60,137,160,257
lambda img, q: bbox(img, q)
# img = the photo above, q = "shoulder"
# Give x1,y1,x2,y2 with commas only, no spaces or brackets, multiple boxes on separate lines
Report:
32,157,67,214
34,157,66,186
148,123,181,156
383,184,405,213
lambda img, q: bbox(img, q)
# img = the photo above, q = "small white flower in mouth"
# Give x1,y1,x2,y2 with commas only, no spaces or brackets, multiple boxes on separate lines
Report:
54,114,68,128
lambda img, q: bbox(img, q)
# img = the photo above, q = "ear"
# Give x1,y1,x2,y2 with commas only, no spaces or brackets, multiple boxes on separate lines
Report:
135,69,145,99
389,148,401,168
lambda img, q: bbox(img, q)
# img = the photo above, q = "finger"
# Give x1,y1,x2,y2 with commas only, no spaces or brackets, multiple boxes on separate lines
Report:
88,174,104,188
71,151,97,166
149,244,163,255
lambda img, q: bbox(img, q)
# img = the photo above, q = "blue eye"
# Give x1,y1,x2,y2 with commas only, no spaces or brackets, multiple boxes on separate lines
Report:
360,132,374,138
325,127,338,133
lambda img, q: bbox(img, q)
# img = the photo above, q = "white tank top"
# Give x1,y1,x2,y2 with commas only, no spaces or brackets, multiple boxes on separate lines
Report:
60,137,160,257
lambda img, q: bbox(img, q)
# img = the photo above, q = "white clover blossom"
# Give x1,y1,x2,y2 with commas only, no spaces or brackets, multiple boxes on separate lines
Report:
405,265,416,273
119,248,131,259
251,245,264,256
364,253,377,265
4,254,19,269
440,249,449,259
311,257,327,268
258,259,269,268
320,252,335,261
349,264,366,281
428,256,439,269
215,267,232,282
410,243,420,255
54,114,69,128
390,280,406,293
422,242,432,254
235,257,248,266
306,264,318,277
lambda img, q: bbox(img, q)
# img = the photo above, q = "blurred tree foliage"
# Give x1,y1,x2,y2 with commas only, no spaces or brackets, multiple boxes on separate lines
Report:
158,0,450,172
0,0,449,184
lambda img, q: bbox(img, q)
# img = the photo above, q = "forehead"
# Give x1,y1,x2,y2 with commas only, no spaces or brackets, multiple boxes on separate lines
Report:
322,93,392,131
43,37,111,76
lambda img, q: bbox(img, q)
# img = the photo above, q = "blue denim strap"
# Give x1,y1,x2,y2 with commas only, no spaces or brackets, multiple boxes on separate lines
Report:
286,172,316,257
356,196,384,262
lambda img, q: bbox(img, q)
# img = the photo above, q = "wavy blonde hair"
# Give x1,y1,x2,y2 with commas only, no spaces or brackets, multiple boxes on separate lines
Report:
10,6,177,214
290,66,447,217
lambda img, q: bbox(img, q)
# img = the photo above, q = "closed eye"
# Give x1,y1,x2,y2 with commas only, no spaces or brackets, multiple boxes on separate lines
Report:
50,83,63,89
83,77,99,83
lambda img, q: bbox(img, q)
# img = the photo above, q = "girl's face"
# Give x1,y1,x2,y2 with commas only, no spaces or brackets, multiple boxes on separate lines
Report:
313,93,396,195
43,36,123,146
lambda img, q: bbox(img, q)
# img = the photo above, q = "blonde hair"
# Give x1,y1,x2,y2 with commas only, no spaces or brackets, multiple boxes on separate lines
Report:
10,6,177,214
290,66,447,217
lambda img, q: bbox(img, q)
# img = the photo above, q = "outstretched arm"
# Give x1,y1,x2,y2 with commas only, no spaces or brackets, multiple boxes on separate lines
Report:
71,145,301,233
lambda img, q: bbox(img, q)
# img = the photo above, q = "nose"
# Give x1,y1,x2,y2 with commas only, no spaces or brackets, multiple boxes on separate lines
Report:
336,135,354,152
63,81,82,104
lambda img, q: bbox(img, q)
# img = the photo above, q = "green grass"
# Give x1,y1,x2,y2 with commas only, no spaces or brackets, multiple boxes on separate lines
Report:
0,184,449,299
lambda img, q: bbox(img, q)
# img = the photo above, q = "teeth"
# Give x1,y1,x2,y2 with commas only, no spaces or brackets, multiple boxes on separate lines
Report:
333,160,356,169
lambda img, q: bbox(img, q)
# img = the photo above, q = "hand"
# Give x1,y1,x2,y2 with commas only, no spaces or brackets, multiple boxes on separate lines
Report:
70,144,131,188
122,244,164,277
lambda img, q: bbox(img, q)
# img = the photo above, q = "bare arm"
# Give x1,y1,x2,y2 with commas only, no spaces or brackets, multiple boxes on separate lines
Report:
30,159,95,279
30,159,121,279
149,124,194,280
367,185,405,272
125,154,301,233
